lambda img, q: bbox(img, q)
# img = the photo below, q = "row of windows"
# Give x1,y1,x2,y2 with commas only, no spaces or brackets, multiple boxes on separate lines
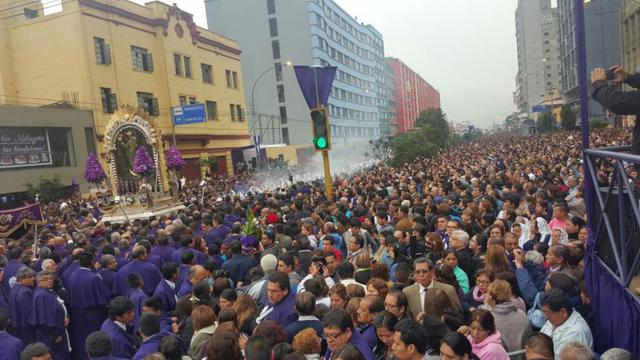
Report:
311,0,383,51
330,125,379,138
94,37,238,89
330,86,374,106
328,104,376,121
335,69,373,91
313,23,374,76
100,87,243,121
314,15,375,62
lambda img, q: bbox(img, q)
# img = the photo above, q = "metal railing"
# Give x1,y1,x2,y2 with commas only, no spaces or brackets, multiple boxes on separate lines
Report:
584,145,640,287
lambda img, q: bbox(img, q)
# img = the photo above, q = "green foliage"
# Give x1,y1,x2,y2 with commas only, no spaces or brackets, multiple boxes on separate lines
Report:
590,118,609,129
536,112,556,133
560,105,577,130
241,208,261,238
25,175,64,203
389,131,438,167
198,156,218,174
415,108,449,147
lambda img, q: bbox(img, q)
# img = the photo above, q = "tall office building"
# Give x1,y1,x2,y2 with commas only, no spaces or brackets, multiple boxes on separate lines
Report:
558,0,621,117
514,0,562,115
386,58,440,134
206,0,385,147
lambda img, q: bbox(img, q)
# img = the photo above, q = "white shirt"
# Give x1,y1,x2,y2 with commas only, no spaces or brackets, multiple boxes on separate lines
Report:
541,310,593,357
420,284,428,312
165,280,178,301
115,321,127,331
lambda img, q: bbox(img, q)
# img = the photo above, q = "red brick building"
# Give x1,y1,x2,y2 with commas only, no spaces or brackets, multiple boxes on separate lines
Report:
386,58,441,134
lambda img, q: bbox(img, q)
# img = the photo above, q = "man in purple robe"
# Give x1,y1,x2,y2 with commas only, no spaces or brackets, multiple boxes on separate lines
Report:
0,309,23,360
137,240,163,270
62,248,84,288
132,313,168,360
150,235,174,263
153,262,179,315
177,265,208,297
68,252,111,360
100,296,137,358
97,255,118,297
3,248,25,292
171,235,206,265
203,216,230,247
85,331,129,360
355,295,384,348
0,255,9,311
8,267,36,345
112,246,162,296
176,252,194,288
142,297,175,334
126,273,148,333
255,271,298,328
29,270,71,360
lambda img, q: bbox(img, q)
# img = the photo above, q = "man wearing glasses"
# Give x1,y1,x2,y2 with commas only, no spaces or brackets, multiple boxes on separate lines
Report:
29,271,71,360
322,309,374,360
402,257,460,320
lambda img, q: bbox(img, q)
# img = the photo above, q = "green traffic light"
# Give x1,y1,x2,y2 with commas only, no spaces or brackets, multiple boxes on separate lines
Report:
315,136,328,149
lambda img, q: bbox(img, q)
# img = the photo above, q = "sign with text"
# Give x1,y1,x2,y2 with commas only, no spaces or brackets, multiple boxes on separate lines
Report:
172,103,206,125
0,127,52,169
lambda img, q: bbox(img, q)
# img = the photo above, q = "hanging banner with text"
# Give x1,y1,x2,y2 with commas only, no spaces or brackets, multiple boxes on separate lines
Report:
0,127,52,169
0,203,45,237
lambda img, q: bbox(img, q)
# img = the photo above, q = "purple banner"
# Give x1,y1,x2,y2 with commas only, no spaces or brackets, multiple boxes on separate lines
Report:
293,66,337,109
0,203,45,237
0,127,52,169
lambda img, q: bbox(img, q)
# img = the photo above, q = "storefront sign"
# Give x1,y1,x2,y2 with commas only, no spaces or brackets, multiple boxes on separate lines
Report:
0,127,52,169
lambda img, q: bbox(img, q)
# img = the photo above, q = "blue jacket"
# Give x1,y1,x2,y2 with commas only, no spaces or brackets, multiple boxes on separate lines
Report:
516,262,547,307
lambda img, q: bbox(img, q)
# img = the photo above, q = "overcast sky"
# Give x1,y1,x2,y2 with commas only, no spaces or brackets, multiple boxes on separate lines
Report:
132,0,519,129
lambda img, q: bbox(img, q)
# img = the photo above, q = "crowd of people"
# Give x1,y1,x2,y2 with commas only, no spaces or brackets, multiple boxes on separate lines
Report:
0,129,638,360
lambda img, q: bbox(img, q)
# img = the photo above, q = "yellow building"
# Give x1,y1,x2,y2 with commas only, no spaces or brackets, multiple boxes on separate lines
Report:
0,0,250,178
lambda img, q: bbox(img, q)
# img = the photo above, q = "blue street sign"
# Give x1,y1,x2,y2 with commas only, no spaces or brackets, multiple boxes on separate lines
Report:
532,104,549,113
172,103,206,125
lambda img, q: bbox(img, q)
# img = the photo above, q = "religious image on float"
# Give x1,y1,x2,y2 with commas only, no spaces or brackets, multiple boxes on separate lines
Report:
113,128,156,196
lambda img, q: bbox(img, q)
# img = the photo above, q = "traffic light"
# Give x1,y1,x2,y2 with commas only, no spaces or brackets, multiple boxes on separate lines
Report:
310,107,330,151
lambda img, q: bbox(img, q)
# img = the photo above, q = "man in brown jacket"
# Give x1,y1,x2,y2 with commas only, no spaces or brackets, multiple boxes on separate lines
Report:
402,257,461,320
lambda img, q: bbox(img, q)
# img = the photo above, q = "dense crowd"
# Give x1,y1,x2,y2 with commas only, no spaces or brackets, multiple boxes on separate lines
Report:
0,129,638,360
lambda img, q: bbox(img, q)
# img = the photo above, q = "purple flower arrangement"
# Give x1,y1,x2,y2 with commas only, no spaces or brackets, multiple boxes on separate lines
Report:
165,145,186,171
132,146,156,177
84,153,107,184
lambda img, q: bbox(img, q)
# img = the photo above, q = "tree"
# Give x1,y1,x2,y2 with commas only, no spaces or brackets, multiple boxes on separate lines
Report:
537,112,556,133
415,108,449,147
560,105,577,130
25,175,64,203
389,131,438,167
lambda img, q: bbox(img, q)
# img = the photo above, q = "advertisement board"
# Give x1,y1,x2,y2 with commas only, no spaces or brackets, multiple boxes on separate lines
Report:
0,127,52,169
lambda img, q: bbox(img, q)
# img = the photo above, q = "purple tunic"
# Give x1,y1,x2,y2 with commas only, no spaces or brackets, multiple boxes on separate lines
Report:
153,280,178,315
29,287,70,360
127,288,148,333
131,332,168,360
68,268,110,360
8,284,35,345
62,261,81,288
262,290,298,328
150,245,174,263
177,279,193,298
97,269,117,297
112,260,162,296
100,319,137,358
171,247,206,265
0,331,23,360
3,260,24,292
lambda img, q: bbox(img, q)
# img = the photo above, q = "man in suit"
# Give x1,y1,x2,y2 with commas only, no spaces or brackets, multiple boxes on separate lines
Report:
402,257,460,320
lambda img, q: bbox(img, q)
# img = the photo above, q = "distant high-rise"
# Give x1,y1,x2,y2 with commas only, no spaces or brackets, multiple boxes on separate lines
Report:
386,58,440,134
514,0,562,115
558,0,621,117
205,0,387,147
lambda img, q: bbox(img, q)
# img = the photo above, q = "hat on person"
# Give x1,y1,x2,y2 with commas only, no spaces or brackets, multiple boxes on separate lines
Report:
260,254,278,273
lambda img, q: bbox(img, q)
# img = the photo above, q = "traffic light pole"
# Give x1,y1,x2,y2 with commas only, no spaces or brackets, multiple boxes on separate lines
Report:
321,149,333,199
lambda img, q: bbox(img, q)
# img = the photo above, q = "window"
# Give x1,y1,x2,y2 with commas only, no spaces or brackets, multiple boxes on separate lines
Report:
279,106,287,124
94,37,111,64
282,128,290,144
206,101,218,120
232,71,238,89
131,46,154,72
230,104,237,121
184,56,192,78
174,54,183,76
179,96,187,105
189,96,197,104
226,70,233,88
269,18,279,37
84,127,96,155
137,92,158,116
201,63,213,84
100,88,117,113
272,40,281,60
267,0,275,14
277,85,285,103
275,63,283,81
24,8,38,19
236,105,243,121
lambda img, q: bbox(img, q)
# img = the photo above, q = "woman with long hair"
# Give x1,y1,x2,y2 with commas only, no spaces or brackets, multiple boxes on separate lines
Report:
232,293,259,335
366,278,389,299
189,305,217,359
372,311,397,360
204,322,243,360
425,232,445,265
480,280,531,353
439,332,479,360
424,288,456,320
484,245,511,274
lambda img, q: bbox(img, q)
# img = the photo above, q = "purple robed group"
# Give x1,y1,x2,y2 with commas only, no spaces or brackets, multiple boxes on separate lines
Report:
100,319,137,358
29,287,70,360
8,284,34,345
112,260,162,296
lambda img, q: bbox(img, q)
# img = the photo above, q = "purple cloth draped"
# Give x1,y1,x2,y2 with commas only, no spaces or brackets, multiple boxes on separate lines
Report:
147,254,163,270
293,65,337,109
3,260,24,292
177,279,192,298
62,261,81,288
29,287,70,360
112,260,162,296
97,269,116,297
585,251,640,354
263,290,298,328
8,284,34,345
177,264,189,288
68,268,110,360
131,332,168,360
100,319,137,358
0,331,23,360
153,280,177,315
0,285,9,311
171,247,206,265
150,245,174,263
